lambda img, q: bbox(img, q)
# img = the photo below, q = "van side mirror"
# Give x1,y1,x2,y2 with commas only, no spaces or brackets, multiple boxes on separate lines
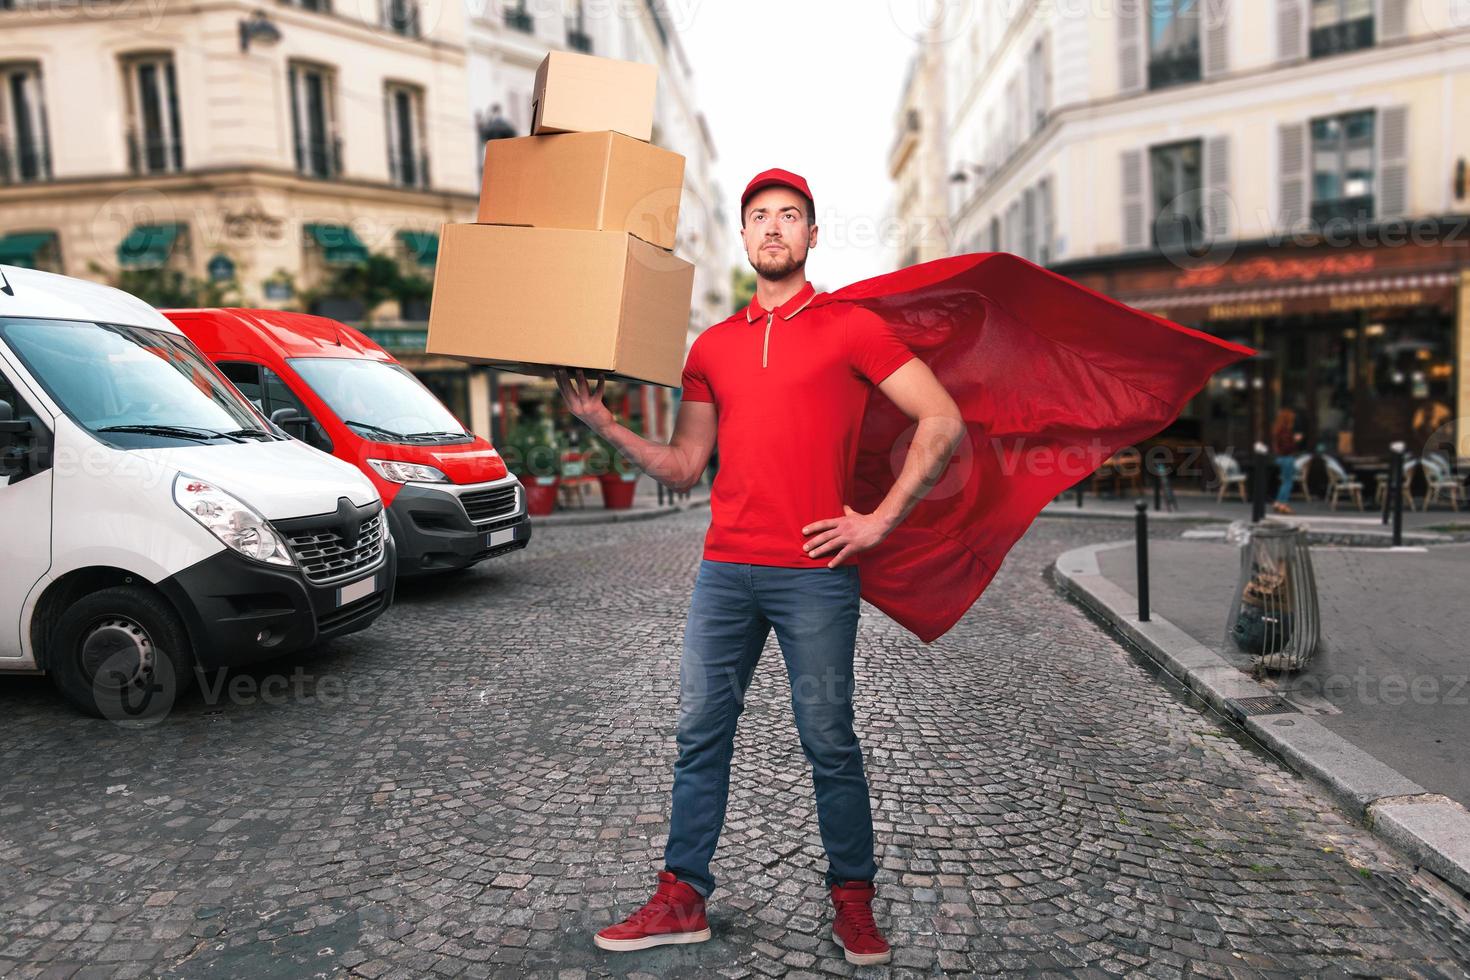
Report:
270,406,311,439
0,400,35,477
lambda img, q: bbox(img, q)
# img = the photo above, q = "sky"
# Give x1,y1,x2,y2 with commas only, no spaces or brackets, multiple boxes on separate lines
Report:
674,1,921,293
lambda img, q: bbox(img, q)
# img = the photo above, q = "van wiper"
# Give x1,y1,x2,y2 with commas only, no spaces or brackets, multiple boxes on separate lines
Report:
222,426,278,441
344,419,409,440
402,430,469,442
97,424,243,442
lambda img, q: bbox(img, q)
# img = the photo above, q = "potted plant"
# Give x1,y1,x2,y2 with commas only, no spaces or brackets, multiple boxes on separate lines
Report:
507,407,562,516
588,413,641,510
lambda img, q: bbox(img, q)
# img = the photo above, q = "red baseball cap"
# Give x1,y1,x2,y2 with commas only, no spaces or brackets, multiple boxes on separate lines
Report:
740,168,815,215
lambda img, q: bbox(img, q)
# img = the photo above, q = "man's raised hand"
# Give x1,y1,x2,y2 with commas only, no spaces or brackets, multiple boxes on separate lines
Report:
553,368,613,429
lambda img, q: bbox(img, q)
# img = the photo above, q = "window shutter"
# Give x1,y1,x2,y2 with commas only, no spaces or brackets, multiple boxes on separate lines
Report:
1117,0,1145,94
1005,199,1022,254
1277,0,1306,62
1038,177,1055,264
1203,136,1231,240
1203,0,1230,78
1121,148,1146,250
1278,121,1308,231
1022,186,1037,260
1378,104,1409,219
1377,0,1409,42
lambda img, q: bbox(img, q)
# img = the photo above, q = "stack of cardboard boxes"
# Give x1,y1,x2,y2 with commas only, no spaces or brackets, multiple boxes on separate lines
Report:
426,51,696,388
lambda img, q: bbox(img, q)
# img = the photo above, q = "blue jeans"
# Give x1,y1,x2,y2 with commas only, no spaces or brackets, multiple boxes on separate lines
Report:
663,559,876,899
1275,454,1296,503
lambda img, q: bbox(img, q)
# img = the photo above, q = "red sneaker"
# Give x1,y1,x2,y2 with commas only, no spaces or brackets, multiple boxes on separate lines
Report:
830,879,892,965
594,870,712,952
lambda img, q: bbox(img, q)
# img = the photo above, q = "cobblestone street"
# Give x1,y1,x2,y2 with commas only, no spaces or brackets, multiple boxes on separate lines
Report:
2,512,1468,978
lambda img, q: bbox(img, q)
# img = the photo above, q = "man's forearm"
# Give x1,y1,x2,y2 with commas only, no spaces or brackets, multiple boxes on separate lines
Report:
870,415,967,531
591,417,702,490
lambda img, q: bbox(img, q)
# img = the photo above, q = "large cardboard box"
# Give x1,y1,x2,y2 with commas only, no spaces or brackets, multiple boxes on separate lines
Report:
478,132,685,250
531,51,657,141
426,224,694,387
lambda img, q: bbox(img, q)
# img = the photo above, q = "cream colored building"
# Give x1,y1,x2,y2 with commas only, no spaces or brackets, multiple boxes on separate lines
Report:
888,37,950,268
0,0,478,301
940,0,1470,458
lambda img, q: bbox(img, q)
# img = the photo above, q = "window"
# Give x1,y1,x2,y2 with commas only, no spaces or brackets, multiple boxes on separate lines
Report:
1311,109,1374,225
283,0,332,10
1026,36,1050,133
1148,0,1201,89
218,361,332,451
122,54,183,175
0,63,50,184
1311,0,1373,58
1150,139,1204,251
567,0,592,51
381,0,420,37
504,0,532,32
290,62,340,179
384,83,428,189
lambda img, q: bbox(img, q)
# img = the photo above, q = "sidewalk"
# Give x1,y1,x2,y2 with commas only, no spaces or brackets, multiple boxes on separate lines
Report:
1041,488,1468,544
1054,534,1470,898
529,474,710,527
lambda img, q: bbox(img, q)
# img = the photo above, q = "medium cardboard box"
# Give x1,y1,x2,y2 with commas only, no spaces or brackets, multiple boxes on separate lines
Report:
531,50,657,141
426,223,694,388
478,132,685,250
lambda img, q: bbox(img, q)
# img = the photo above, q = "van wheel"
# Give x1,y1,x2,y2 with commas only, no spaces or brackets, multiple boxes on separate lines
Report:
48,585,195,721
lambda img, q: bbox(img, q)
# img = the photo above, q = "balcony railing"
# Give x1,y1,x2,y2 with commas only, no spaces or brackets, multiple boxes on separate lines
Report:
504,5,532,31
1311,17,1374,58
384,0,420,36
0,136,52,184
126,128,184,175
296,134,343,180
1311,194,1375,228
388,149,431,189
1147,40,1201,90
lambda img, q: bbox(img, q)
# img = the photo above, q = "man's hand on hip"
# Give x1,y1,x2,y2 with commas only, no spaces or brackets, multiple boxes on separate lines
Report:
801,505,892,568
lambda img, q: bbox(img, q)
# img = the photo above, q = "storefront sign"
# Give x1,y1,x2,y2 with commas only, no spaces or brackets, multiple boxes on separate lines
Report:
1206,300,1285,320
1177,253,1377,289
1327,290,1424,311
207,254,235,282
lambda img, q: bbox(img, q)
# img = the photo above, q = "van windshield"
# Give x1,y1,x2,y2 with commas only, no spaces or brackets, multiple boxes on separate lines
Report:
0,317,269,446
289,357,470,443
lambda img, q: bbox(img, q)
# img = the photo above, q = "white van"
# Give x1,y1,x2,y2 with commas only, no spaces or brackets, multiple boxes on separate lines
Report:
0,265,395,718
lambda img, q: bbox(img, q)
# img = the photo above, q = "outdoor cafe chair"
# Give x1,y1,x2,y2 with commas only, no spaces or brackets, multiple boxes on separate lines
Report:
1211,451,1248,503
1324,456,1363,511
1373,456,1419,513
1422,454,1465,511
1290,452,1315,502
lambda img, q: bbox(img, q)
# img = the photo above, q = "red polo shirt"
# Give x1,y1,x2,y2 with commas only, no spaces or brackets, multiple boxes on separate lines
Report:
679,280,916,567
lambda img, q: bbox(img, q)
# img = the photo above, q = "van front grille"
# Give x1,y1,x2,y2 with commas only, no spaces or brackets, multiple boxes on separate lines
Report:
285,513,386,584
459,484,520,524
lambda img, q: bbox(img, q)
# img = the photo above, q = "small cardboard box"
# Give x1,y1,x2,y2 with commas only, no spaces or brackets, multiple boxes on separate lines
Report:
531,50,657,141
426,224,694,388
478,132,685,250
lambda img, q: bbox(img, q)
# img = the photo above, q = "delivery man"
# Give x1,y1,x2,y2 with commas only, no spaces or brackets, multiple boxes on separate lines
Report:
553,168,966,966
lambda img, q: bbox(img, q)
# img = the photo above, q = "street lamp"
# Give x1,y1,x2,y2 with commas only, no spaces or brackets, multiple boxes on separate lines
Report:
239,11,283,53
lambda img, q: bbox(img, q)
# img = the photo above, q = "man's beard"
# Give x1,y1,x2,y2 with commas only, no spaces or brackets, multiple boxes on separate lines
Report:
751,245,806,281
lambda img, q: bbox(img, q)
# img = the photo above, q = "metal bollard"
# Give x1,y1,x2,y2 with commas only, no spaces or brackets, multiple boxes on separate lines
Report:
1135,498,1150,622
1076,481,1084,508
1389,441,1405,546
1153,464,1163,512
1251,442,1268,524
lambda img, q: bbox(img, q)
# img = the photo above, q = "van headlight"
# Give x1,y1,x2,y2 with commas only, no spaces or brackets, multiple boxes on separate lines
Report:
173,474,295,566
367,459,448,483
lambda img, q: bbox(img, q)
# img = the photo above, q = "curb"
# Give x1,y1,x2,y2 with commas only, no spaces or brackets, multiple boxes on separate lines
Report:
530,496,709,528
1052,539,1470,899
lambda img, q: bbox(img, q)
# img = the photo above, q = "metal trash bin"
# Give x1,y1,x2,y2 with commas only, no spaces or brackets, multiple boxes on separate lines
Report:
1224,518,1321,671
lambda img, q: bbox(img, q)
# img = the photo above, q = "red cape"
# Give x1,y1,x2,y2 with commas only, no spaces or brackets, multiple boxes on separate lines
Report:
807,251,1256,644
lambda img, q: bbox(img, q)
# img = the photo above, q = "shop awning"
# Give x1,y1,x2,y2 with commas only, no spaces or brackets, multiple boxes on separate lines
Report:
305,223,369,265
396,230,438,267
117,223,183,269
0,231,57,268
1121,270,1462,324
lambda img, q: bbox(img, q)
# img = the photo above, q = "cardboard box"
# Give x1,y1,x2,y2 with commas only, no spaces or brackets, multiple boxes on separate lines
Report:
478,132,685,251
426,224,694,388
531,50,657,141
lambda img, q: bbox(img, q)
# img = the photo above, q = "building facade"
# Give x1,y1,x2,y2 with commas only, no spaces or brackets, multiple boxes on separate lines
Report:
888,34,951,268
936,0,1470,458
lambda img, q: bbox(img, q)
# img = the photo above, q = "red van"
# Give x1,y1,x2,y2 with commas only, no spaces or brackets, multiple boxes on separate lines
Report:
164,309,531,577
